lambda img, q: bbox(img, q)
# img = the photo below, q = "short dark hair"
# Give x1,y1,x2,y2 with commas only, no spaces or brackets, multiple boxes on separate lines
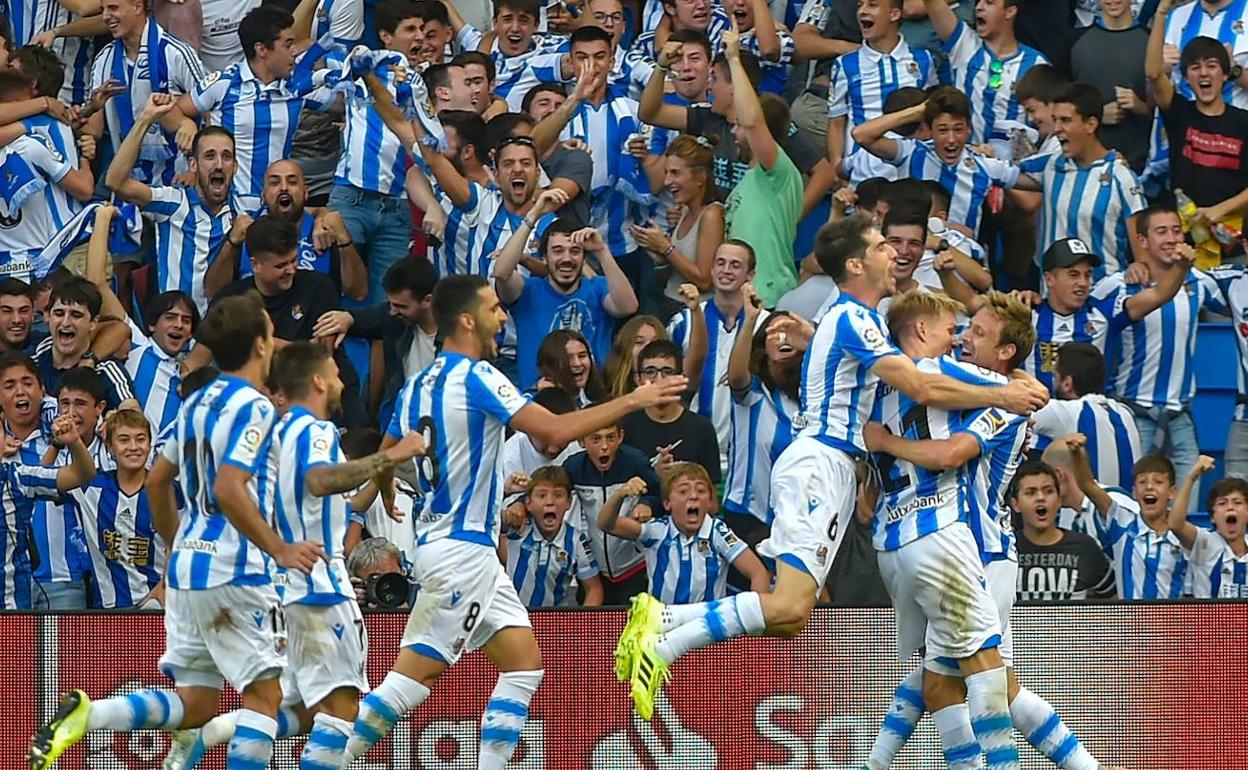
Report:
758,93,790,147
271,340,333,400
637,339,683,372
14,45,63,98
878,178,931,212
144,291,200,334
439,109,488,159
376,0,423,35
855,177,891,212
340,427,383,459
192,125,234,159
1181,35,1231,76
59,366,107,405
924,86,971,124
1133,453,1176,486
713,49,761,92
415,0,451,25
815,215,875,284
1054,342,1105,397
1009,459,1059,501
520,82,565,115
493,0,540,19
383,256,438,298
882,203,928,235
720,238,756,270
485,111,536,149
922,180,951,214
453,50,495,82
1014,63,1067,104
538,218,583,257
49,278,102,319
533,386,576,414
1208,476,1248,512
570,24,612,49
883,86,926,138
245,215,299,260
197,292,271,372
432,274,487,334
0,278,34,302
423,62,461,96
238,5,293,60
0,69,33,101
178,365,219,399
668,29,711,60
1135,202,1180,236
0,351,38,381
1055,81,1104,126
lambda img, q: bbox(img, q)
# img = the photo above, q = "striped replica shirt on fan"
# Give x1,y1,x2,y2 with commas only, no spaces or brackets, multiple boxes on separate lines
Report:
31,437,115,588
886,138,1019,237
1094,495,1189,600
67,470,166,609
1163,0,1248,107
722,378,798,526
0,133,81,282
1030,394,1141,490
827,37,936,150
455,25,569,111
142,185,242,314
125,318,184,435
4,0,95,102
637,515,748,604
1024,300,1109,394
1186,528,1248,598
631,7,731,61
434,181,556,278
1207,264,1248,420
335,58,427,198
0,445,61,608
505,519,599,608
162,374,278,590
313,0,365,48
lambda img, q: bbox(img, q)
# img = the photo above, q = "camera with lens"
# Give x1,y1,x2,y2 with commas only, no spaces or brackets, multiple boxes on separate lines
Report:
362,572,414,609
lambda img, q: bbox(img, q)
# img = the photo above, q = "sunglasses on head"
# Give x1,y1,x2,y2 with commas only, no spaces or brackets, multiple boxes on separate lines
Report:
495,135,536,155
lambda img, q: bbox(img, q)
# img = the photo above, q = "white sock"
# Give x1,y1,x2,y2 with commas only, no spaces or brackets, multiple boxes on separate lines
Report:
199,711,240,749
346,672,430,760
1010,687,1096,770
964,668,1017,770
225,710,276,770
660,602,707,632
479,670,543,770
866,666,926,770
300,712,352,770
933,704,983,770
87,689,185,731
654,593,766,664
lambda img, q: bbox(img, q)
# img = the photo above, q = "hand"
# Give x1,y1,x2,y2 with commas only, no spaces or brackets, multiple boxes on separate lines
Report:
999,377,1049,415
1173,241,1197,265
631,376,690,409
505,472,530,495
1123,260,1152,286
94,204,118,226
653,444,677,471
561,138,590,154
619,475,648,497
385,431,426,463
1115,86,1144,113
678,282,701,312
863,421,889,452
722,18,741,61
42,97,73,124
1162,42,1181,70
533,187,570,217
313,310,354,347
1189,455,1216,480
572,59,599,102
742,282,762,315
1101,101,1124,126
277,540,327,574
665,205,682,229
1009,289,1042,307
141,92,177,123
51,415,80,448
3,436,22,457
1190,207,1218,229
174,118,196,155
351,575,367,604
76,133,96,162
83,80,125,118
570,226,605,251
630,502,654,523
925,225,948,252
172,169,196,188
968,143,996,157
1065,432,1088,459
422,205,447,244
626,133,648,159
657,40,682,69
313,210,351,251
628,220,669,253
31,29,56,48
933,249,957,272
502,500,527,529
832,186,857,213
767,315,815,355
227,213,254,246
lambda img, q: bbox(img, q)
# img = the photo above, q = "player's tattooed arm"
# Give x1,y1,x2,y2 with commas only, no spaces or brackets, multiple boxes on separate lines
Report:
305,432,426,498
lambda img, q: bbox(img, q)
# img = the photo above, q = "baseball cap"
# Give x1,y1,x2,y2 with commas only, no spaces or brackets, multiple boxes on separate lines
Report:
1042,238,1102,272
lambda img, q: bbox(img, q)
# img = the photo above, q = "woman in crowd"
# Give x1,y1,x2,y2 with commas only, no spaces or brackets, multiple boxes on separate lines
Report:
534,329,607,406
603,315,669,398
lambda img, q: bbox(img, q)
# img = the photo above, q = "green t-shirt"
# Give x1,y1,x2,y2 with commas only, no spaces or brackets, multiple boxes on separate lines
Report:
724,148,803,307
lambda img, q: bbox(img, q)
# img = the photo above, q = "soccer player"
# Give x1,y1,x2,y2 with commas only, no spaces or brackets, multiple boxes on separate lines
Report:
66,409,166,610
1169,457,1248,598
343,273,687,768
26,292,325,770
614,215,1047,727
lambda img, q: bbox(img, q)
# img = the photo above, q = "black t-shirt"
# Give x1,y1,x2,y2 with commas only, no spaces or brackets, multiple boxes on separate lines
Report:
542,145,593,228
1163,97,1248,207
686,104,824,193
619,407,722,484
1016,528,1114,602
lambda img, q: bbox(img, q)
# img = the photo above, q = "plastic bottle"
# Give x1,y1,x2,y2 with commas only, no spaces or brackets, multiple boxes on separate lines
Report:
1175,188,1211,244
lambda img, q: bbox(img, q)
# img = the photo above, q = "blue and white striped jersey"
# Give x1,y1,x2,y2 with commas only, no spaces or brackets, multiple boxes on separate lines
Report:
125,318,183,435
1094,496,1188,600
637,515,747,604
0,449,60,606
723,378,797,525
335,58,424,197
386,352,531,548
314,0,365,48
505,518,599,607
1024,300,1109,394
1031,394,1140,491
1186,528,1248,598
274,406,354,605
91,20,206,185
870,357,970,552
558,95,654,254
797,293,902,456
455,25,569,110
1164,0,1248,108
3,0,94,102
68,470,166,609
30,436,116,584
0,133,79,282
888,139,1019,236
436,181,554,278
1093,269,1226,410
740,27,796,94
608,45,655,101
942,21,1048,157
21,115,79,170
1018,151,1147,277
1058,487,1135,537
142,185,242,314
191,58,333,199
630,8,731,63
668,301,767,472
162,374,278,590
1207,264,1248,420
827,38,936,146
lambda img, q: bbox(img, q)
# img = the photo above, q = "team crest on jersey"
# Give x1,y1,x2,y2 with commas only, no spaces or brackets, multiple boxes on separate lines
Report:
555,550,568,563
907,61,919,75
963,156,976,170
697,540,710,554
1099,171,1110,186
291,304,304,321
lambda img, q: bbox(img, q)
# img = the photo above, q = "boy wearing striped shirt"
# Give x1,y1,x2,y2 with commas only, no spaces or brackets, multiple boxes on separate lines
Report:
502,465,604,607
598,462,770,604
1169,456,1248,598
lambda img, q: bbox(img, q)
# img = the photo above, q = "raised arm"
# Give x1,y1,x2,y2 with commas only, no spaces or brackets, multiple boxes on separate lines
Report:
531,61,599,154
1122,247,1193,321
49,416,97,492
728,283,763,392
84,205,130,322
638,42,689,131
1066,433,1114,518
921,0,960,41
105,94,173,206
724,20,777,170
578,228,639,317
1146,0,1176,112
1169,454,1214,550
363,72,420,152
305,432,426,497
677,285,708,394
493,188,568,302
596,476,648,540
851,102,925,162
749,0,781,61
509,376,689,448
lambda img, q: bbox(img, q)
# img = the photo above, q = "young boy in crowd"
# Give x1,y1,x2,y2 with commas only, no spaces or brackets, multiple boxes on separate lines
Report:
502,466,604,608
597,462,770,605
1069,435,1190,599
1168,456,1248,598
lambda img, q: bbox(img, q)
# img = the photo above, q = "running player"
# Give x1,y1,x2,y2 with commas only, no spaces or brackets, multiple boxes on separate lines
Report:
343,274,688,769
615,216,1048,743
27,292,324,770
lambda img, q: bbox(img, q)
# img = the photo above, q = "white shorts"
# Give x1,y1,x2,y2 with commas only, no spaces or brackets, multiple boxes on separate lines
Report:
877,523,1001,663
984,558,1017,667
280,599,370,708
757,436,857,593
400,538,531,665
159,583,286,692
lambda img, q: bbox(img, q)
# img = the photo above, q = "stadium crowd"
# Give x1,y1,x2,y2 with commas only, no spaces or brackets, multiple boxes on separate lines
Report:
0,0,1246,626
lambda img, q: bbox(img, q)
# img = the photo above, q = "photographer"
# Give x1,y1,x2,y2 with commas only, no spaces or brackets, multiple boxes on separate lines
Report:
347,537,417,611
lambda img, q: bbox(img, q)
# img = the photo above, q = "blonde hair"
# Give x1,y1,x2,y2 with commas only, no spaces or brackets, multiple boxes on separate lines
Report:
105,408,151,443
885,290,965,341
604,315,668,398
665,134,718,205
980,290,1036,370
660,461,714,500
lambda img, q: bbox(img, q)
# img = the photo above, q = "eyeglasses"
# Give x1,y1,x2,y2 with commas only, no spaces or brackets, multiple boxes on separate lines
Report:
593,11,625,23
640,366,678,377
987,59,1004,91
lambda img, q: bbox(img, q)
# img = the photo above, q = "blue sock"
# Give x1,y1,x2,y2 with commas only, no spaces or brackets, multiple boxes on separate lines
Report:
654,593,766,664
276,705,303,738
965,668,1017,770
346,671,429,761
479,670,543,770
1010,687,1096,770
86,689,185,731
299,712,352,770
225,710,276,770
866,666,925,769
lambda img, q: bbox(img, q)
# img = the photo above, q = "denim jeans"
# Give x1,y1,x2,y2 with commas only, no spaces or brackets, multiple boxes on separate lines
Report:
32,578,89,610
328,184,414,304
1224,421,1248,480
1134,409,1199,509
